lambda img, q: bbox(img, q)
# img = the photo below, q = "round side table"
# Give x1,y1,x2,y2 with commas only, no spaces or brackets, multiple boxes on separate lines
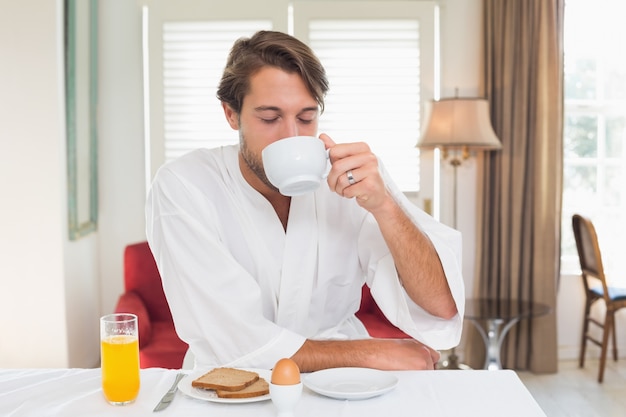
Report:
464,298,551,370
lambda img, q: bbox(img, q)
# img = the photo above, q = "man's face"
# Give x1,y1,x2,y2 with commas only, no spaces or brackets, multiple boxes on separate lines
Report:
224,66,319,191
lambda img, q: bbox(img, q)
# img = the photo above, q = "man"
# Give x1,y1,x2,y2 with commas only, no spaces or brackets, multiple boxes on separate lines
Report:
146,30,464,372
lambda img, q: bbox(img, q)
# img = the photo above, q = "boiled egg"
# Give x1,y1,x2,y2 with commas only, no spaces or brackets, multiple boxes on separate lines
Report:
271,358,301,385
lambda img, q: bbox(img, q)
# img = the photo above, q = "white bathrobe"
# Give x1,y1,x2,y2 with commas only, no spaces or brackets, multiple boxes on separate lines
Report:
146,145,464,369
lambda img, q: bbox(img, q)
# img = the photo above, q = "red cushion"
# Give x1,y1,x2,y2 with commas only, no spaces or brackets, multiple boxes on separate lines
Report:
114,291,152,348
358,285,377,313
124,242,173,322
118,241,189,369
356,285,410,339
357,312,410,339
139,321,188,369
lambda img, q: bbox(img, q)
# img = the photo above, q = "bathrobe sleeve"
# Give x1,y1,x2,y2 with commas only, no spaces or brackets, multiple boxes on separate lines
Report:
358,162,465,349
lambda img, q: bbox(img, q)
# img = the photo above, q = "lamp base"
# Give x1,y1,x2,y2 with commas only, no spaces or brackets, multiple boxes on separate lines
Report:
436,348,472,370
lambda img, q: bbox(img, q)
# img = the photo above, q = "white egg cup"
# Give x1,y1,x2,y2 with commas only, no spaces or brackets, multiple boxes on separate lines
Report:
269,382,303,417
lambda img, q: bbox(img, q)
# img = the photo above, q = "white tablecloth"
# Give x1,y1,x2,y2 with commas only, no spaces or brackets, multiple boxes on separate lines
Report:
0,368,546,416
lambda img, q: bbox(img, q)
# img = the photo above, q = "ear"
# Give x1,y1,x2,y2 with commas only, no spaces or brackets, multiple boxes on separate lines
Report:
222,102,240,130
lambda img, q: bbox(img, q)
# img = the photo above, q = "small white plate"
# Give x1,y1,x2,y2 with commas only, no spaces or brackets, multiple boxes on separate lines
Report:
178,368,271,404
304,367,398,400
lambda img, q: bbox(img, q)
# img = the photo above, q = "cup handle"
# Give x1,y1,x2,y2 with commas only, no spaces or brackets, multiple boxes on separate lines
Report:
323,148,331,179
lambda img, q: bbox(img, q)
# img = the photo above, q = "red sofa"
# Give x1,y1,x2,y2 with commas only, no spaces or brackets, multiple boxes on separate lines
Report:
114,242,188,369
115,241,408,369
357,285,410,339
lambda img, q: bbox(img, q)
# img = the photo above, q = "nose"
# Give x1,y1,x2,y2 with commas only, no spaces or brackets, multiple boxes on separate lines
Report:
281,121,299,139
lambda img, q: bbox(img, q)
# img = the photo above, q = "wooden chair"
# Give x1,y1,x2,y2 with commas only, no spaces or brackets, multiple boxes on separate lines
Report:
572,214,626,382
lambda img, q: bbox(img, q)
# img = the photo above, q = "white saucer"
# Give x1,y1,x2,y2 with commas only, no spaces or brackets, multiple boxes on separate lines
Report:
178,368,271,404
304,367,398,400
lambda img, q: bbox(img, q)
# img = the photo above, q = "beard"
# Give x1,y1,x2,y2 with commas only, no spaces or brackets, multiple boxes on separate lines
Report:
239,130,279,192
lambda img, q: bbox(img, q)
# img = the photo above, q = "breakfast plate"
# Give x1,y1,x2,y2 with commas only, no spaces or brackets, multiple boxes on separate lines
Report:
303,367,398,400
178,368,271,404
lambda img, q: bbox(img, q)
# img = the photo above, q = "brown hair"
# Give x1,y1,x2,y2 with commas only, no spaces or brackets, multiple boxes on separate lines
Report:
217,30,329,114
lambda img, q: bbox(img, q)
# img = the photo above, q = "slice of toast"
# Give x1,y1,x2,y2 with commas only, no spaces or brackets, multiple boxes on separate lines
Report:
216,377,269,399
191,367,259,392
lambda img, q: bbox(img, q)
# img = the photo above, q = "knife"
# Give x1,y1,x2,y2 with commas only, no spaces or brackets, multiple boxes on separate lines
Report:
154,372,186,412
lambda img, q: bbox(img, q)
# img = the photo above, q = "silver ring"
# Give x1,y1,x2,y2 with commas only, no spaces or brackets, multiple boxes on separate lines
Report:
346,170,356,185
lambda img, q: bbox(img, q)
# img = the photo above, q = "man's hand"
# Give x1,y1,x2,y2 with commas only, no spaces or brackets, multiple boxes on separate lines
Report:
320,133,390,213
291,338,441,373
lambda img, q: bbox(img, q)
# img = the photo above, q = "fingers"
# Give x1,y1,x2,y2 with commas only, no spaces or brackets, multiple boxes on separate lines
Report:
422,345,439,370
319,135,389,211
415,343,440,370
325,142,378,194
318,133,336,150
430,347,441,364
372,339,440,370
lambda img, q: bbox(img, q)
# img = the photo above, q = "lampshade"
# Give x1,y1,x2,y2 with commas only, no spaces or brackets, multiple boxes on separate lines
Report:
417,98,501,150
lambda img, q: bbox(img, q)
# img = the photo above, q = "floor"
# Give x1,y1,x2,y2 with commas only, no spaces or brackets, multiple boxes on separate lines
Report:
517,359,626,417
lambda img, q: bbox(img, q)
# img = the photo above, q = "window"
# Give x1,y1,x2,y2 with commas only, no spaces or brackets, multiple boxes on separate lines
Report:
162,21,272,161
561,0,626,281
307,19,422,191
145,0,436,193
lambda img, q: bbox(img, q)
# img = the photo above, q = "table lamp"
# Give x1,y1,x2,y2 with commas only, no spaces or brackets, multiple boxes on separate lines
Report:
417,96,501,369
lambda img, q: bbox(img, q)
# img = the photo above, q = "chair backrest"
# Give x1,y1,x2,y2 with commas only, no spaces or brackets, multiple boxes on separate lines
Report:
572,214,609,299
124,241,173,322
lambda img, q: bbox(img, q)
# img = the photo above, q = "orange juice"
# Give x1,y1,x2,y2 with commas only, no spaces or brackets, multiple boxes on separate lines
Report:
101,335,140,404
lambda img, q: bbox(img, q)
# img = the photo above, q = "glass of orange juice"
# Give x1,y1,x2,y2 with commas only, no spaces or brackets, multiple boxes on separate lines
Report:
100,313,140,405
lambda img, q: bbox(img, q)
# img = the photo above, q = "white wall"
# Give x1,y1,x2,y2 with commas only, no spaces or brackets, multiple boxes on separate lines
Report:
0,0,614,368
0,0,99,368
97,0,147,317
0,0,143,368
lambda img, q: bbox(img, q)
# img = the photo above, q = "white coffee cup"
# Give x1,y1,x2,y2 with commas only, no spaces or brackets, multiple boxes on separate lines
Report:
262,136,329,196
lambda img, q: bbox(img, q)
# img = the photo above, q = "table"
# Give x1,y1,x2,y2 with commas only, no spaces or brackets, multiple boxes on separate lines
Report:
465,298,551,370
0,367,546,416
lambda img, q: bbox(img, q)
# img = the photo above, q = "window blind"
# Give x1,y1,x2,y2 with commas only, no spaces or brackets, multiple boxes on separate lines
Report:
309,20,421,191
160,17,423,192
162,21,272,162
